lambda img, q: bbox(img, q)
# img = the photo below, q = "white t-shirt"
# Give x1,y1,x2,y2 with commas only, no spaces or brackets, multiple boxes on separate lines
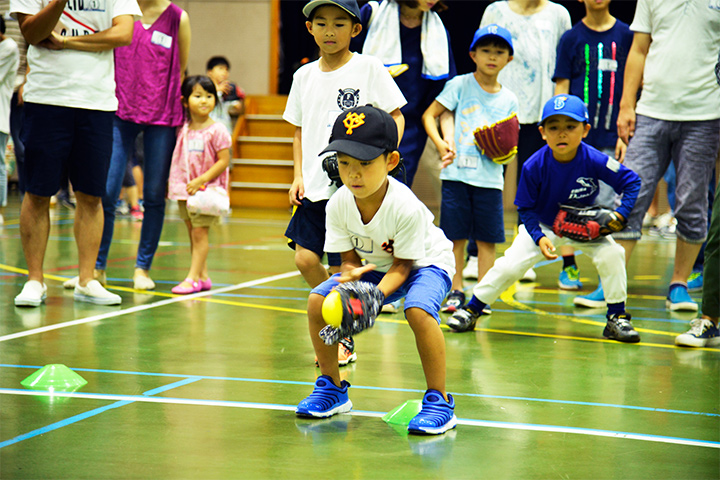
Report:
0,38,19,134
630,0,720,121
10,0,141,111
480,1,571,124
283,53,406,202
325,177,455,277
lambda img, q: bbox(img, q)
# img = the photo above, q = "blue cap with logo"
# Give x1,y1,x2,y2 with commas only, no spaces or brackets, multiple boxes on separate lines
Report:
469,24,514,55
321,105,398,161
540,94,589,125
302,0,361,21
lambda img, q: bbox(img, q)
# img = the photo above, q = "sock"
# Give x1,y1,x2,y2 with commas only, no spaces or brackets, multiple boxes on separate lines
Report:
669,282,687,292
466,295,487,315
562,255,576,269
607,301,625,317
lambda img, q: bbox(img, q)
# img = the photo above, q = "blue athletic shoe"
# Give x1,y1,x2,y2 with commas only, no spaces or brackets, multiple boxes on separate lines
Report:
296,375,352,418
408,389,457,435
666,284,698,312
573,283,605,308
687,271,703,292
558,265,582,290
675,318,720,348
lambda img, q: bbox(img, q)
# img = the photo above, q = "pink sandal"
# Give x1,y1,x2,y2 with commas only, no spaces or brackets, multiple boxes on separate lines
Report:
171,279,201,294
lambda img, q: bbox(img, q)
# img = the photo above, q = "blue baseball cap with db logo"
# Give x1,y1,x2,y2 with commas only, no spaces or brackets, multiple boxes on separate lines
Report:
469,24,514,55
540,94,589,125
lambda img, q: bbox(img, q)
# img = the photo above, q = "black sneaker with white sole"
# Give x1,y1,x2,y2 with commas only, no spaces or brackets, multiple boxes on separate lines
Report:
603,313,640,343
446,307,481,332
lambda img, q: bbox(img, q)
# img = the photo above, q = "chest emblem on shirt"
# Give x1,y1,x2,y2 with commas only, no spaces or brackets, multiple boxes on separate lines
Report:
568,177,598,201
381,239,394,255
337,88,360,110
351,234,373,254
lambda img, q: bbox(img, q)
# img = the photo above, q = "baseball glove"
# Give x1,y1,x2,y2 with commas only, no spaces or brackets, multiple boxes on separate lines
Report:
318,281,386,345
473,113,520,165
552,204,626,242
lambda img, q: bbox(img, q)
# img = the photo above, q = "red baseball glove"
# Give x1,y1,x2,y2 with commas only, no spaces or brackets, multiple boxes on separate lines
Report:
552,205,627,242
473,113,520,165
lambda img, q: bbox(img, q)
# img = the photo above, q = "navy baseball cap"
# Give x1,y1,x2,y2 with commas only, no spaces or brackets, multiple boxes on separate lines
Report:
321,106,398,161
469,24,514,55
302,0,361,21
540,94,590,124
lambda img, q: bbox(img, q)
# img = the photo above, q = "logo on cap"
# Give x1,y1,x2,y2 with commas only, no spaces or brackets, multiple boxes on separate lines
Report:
488,25,498,34
343,112,365,134
554,96,567,111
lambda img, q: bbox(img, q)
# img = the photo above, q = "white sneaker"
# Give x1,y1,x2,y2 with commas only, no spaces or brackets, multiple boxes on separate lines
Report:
74,280,121,305
462,256,479,279
15,280,48,307
0,213,4,225
520,268,537,282
133,274,155,290
63,270,107,289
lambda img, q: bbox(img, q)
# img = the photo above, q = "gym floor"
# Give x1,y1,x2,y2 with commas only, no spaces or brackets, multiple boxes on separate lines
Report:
0,195,718,479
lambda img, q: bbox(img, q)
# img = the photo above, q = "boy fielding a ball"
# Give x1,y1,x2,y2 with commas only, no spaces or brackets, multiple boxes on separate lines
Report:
296,105,457,435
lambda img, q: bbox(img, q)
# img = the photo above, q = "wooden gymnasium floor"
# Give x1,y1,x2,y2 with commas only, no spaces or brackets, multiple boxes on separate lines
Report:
0,193,718,480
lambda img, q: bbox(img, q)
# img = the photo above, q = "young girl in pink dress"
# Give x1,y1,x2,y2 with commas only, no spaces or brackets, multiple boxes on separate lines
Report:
168,76,231,294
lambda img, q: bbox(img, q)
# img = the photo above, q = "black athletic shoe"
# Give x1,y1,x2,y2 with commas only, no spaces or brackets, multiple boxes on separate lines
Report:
446,307,481,332
604,313,640,343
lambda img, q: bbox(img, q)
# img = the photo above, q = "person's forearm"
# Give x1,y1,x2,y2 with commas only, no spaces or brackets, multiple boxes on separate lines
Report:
376,260,412,297
554,78,570,95
17,1,69,45
64,16,134,52
619,35,648,110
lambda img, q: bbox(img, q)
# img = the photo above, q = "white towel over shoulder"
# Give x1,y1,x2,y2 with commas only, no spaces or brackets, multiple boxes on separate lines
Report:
362,0,450,80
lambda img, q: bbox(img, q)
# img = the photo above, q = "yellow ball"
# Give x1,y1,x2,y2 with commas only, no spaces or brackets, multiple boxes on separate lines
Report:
322,290,344,327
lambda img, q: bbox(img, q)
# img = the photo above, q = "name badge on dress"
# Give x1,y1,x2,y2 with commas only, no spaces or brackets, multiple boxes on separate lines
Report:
151,31,172,49
598,58,617,72
188,138,204,152
456,156,478,169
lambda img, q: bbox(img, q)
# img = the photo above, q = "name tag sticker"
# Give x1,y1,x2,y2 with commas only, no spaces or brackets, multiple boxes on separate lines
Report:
188,138,204,152
151,31,172,49
606,156,621,173
598,58,617,72
456,156,478,169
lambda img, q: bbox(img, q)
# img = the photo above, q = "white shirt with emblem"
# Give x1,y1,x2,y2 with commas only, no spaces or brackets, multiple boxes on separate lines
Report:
283,53,406,202
10,0,141,111
325,177,455,277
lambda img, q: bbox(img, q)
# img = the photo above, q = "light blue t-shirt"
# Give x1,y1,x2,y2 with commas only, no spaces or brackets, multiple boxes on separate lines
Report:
436,73,518,190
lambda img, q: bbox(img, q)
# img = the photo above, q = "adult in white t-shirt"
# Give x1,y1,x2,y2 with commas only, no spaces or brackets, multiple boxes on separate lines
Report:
613,0,720,313
11,0,141,308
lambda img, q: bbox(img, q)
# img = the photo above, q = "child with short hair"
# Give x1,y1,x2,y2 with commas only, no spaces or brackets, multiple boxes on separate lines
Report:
206,55,245,134
296,105,456,435
448,94,642,344
283,0,406,365
167,75,231,294
552,0,633,292
422,24,518,314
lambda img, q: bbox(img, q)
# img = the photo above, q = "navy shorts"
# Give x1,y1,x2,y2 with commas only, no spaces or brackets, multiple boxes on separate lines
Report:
311,265,452,323
21,103,113,197
440,180,505,243
285,197,341,266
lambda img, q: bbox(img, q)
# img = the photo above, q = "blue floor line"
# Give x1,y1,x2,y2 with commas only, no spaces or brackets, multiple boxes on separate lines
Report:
1,364,716,418
0,377,200,450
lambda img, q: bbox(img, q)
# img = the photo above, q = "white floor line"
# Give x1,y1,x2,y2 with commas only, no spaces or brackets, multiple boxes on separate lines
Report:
0,270,300,343
1,388,718,450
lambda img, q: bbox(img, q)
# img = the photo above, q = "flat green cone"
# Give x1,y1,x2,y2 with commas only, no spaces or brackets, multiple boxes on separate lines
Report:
21,364,88,390
382,399,422,426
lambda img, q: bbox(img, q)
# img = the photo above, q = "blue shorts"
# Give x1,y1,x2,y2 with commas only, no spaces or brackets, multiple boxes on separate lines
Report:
21,103,113,197
311,265,452,323
440,180,505,243
285,197,341,266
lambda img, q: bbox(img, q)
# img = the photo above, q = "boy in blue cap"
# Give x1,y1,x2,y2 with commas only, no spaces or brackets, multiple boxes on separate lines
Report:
296,105,457,435
448,94,642,343
422,24,519,314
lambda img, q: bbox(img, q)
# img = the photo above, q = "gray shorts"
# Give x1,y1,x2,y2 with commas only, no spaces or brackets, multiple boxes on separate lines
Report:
616,115,720,243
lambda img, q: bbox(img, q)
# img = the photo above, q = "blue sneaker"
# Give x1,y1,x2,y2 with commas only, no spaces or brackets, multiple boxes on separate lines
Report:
573,283,605,308
666,284,698,312
408,389,457,435
296,375,352,418
687,271,703,292
558,265,582,290
675,318,720,348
